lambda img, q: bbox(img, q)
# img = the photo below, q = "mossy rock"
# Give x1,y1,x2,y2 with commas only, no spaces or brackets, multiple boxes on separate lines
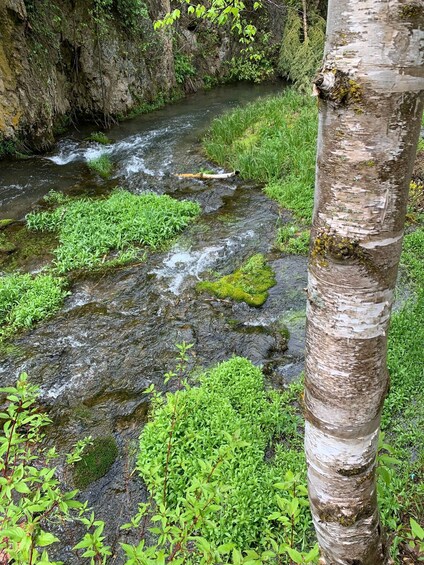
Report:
73,436,118,489
197,254,276,307
0,241,17,255
0,219,15,230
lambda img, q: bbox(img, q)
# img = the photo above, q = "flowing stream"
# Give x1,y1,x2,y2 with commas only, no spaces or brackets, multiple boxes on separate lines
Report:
0,82,308,562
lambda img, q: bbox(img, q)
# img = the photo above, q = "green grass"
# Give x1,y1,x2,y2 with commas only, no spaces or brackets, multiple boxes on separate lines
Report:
138,356,307,552
197,253,276,306
0,273,69,340
86,132,112,145
379,226,424,550
87,154,113,178
26,189,201,273
73,436,118,489
277,224,311,255
204,89,317,224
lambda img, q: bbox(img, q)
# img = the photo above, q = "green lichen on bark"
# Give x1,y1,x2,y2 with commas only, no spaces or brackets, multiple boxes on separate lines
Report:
311,228,365,266
314,68,363,106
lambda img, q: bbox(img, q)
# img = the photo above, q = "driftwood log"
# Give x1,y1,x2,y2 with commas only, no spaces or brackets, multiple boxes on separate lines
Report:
174,171,239,179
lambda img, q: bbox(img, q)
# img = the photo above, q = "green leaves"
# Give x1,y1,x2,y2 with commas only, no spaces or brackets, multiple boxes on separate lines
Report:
0,273,68,341
0,376,110,564
26,190,200,274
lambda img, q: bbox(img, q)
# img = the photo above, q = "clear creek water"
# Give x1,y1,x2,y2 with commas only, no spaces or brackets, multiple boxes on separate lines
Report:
0,82,308,562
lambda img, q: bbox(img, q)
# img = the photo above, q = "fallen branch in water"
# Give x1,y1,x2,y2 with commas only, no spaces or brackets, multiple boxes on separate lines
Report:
174,171,239,179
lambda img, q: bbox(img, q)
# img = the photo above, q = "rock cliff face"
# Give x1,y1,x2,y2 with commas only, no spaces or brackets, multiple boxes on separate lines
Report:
0,0,239,154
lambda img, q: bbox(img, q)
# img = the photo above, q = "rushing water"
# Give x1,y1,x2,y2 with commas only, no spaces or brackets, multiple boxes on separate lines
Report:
0,82,308,562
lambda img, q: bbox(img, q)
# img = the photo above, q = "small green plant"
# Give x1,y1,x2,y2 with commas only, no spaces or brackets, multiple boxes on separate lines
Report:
174,53,196,84
277,225,310,254
197,253,276,306
43,190,71,205
86,132,112,145
26,190,200,273
0,273,69,341
0,374,111,564
87,154,114,179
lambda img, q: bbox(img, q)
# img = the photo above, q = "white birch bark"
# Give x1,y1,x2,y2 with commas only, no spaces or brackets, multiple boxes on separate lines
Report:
305,1,424,563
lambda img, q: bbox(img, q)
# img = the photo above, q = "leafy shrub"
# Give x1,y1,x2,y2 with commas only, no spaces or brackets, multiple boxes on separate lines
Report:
174,53,196,84
137,356,310,556
0,375,111,564
26,190,201,273
0,273,68,340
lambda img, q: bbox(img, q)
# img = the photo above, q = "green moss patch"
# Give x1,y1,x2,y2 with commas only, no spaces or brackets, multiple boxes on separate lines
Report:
26,190,201,273
197,254,276,306
73,436,119,489
0,273,69,341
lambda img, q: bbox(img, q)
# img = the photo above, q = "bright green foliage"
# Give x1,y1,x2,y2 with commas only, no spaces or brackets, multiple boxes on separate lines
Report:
226,34,277,83
73,437,119,489
154,0,260,42
278,9,325,92
136,355,312,562
0,374,111,564
86,132,112,145
26,190,200,273
87,154,113,178
0,273,68,340
277,224,310,255
174,53,196,84
197,253,276,306
204,89,317,221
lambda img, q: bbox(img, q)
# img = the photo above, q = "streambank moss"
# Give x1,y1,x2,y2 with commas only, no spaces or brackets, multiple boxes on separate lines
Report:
197,254,276,306
73,436,119,489
26,189,201,273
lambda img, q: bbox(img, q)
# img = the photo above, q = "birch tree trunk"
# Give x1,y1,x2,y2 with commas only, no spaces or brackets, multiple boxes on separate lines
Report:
304,2,424,564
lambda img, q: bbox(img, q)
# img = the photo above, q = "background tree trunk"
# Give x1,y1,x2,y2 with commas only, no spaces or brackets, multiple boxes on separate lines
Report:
304,1,424,563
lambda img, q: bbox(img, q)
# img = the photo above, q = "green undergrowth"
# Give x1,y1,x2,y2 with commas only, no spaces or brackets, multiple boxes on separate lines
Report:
26,189,200,273
0,273,68,341
73,436,119,489
277,224,310,255
138,356,310,558
197,253,276,306
204,89,317,254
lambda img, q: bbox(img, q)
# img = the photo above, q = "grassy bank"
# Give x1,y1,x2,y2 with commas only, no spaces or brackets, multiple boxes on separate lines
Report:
204,89,317,254
204,89,317,225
